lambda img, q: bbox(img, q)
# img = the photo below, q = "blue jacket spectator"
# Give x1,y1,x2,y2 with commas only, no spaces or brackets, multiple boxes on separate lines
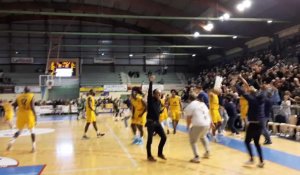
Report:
198,92,209,108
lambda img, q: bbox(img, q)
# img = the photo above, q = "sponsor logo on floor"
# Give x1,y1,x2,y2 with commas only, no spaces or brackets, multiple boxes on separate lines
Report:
0,157,18,168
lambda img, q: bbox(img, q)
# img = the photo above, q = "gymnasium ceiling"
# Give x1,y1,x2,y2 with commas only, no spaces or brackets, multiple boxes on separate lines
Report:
0,0,299,57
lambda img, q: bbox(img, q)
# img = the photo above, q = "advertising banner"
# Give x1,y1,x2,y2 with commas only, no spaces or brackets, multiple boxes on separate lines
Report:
104,84,127,92
11,57,34,64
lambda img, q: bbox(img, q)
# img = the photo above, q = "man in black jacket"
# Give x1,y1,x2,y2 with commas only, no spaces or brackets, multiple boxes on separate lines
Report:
235,75,265,168
146,75,167,162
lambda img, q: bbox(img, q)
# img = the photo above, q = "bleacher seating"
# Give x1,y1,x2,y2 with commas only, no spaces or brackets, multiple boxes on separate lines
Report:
80,72,122,86
3,72,182,86
6,73,41,85
268,105,300,140
128,73,182,84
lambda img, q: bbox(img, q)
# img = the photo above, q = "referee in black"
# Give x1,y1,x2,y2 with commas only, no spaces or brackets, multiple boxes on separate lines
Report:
146,75,167,162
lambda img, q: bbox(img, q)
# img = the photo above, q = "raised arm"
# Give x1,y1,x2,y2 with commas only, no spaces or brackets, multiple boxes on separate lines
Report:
238,74,250,89
148,75,155,103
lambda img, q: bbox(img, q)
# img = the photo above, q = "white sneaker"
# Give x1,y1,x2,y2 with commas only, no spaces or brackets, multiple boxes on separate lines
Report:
203,152,210,159
257,162,265,168
190,157,200,163
244,160,255,165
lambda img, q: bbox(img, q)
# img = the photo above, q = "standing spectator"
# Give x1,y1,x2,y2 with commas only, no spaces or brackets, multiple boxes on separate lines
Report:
185,93,211,163
197,86,209,108
224,95,240,135
218,93,229,135
281,94,291,121
235,75,265,168
263,92,273,144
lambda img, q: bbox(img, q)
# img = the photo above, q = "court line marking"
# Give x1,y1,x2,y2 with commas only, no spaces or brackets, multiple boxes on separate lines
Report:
105,123,138,168
44,166,131,174
43,122,137,174
39,165,47,175
175,124,300,171
37,115,111,123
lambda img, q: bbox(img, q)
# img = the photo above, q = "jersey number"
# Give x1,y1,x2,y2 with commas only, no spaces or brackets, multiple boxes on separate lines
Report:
21,98,27,106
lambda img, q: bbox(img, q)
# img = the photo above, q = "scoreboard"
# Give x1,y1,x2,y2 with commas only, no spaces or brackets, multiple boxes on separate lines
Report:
47,59,79,77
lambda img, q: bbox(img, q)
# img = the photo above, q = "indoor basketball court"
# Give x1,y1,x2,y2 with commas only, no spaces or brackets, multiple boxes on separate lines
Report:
0,0,300,174
0,115,300,175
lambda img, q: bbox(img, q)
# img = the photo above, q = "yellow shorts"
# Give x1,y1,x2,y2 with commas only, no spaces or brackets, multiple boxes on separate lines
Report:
4,113,13,121
16,116,35,130
240,107,248,119
170,110,181,121
159,109,168,122
86,112,96,123
210,109,222,123
131,112,146,126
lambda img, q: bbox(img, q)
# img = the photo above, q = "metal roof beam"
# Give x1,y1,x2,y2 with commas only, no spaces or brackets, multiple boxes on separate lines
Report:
0,30,245,38
0,10,285,23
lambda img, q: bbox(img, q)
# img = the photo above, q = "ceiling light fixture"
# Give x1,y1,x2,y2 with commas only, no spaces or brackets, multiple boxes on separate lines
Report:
219,13,230,21
223,13,230,20
193,31,200,38
233,35,238,39
203,23,214,32
192,54,196,57
208,46,212,50
237,4,245,12
243,0,252,8
237,0,252,12
267,20,273,24
129,54,133,57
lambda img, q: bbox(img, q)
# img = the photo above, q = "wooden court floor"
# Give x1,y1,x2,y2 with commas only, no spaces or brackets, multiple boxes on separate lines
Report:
0,114,300,175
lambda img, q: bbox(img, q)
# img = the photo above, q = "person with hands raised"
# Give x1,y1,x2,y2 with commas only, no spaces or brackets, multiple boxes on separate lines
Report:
146,75,167,162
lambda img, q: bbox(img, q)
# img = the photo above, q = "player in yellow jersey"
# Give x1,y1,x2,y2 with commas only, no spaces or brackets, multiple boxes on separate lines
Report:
1,100,14,129
159,93,170,134
131,87,147,145
168,89,183,134
82,89,105,139
239,84,249,130
209,88,222,142
7,87,37,152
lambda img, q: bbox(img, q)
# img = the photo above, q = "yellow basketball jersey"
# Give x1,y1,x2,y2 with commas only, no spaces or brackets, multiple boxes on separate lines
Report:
131,95,145,113
169,96,181,111
17,93,34,112
86,95,95,112
16,93,35,129
209,92,219,110
159,99,168,122
160,98,165,107
3,102,13,113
